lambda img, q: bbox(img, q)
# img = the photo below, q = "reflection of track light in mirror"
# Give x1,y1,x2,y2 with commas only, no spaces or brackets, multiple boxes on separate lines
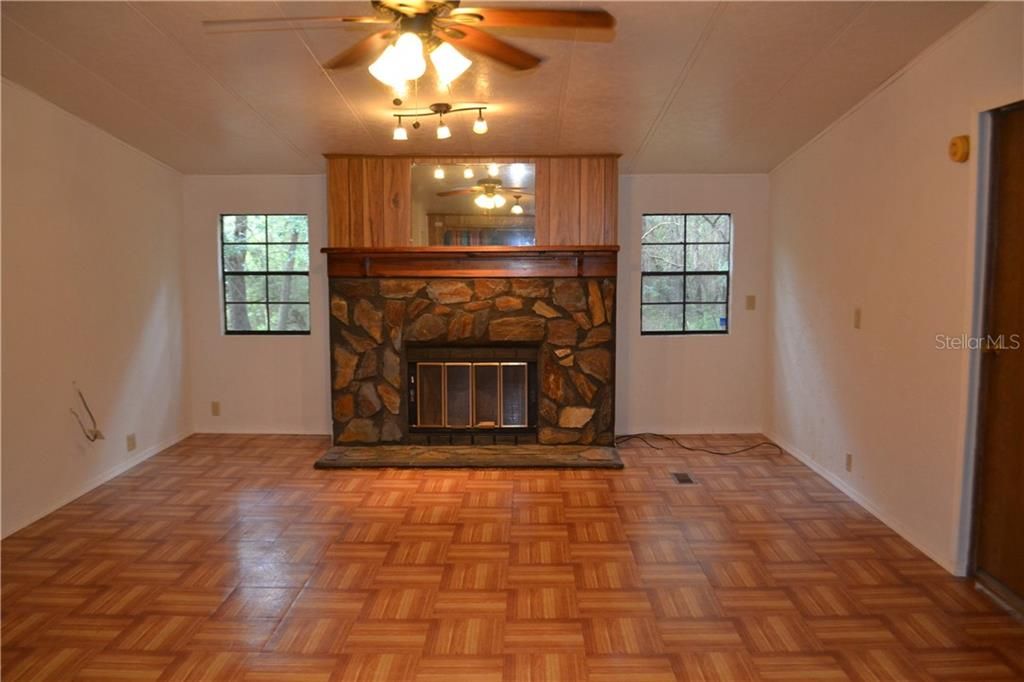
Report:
433,166,445,180
511,195,524,215
463,166,474,179
487,163,500,177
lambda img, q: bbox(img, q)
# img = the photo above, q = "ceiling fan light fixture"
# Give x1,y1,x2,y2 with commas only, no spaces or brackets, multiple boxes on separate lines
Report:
368,45,402,87
492,193,507,208
393,32,426,79
472,110,488,135
474,194,496,210
430,42,472,86
368,32,425,87
433,165,445,180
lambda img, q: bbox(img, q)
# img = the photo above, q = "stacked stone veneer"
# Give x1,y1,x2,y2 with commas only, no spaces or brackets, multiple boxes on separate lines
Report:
329,276,616,446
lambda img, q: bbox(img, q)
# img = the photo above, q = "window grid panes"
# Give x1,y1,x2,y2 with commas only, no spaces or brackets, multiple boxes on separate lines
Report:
221,214,311,334
641,214,731,335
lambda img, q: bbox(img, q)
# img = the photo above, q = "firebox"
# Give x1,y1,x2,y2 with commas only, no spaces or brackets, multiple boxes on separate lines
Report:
406,346,538,445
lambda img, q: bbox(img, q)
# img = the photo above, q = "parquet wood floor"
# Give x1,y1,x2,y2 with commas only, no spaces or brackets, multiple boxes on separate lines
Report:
2,433,1022,681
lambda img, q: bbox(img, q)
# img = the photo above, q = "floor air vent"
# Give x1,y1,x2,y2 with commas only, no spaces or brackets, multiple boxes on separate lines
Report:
673,472,697,485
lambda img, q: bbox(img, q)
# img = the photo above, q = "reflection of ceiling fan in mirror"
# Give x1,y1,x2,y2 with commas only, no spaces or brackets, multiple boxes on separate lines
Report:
204,0,615,89
438,179,532,211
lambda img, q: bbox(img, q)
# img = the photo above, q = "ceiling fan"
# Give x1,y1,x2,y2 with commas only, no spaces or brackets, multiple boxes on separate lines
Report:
204,0,615,87
438,178,532,211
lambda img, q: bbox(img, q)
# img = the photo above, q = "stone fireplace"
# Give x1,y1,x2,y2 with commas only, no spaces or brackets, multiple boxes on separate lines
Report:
325,247,617,448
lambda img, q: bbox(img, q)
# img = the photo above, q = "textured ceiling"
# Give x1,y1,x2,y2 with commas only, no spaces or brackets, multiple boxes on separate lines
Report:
1,1,982,174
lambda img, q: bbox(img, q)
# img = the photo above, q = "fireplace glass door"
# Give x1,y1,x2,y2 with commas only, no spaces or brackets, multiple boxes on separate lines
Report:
414,361,529,429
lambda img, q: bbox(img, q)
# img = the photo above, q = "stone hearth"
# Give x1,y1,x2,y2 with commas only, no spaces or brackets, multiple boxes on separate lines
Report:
329,269,616,447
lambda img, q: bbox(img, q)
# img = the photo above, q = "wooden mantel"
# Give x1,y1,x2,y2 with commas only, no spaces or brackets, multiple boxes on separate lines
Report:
323,245,618,279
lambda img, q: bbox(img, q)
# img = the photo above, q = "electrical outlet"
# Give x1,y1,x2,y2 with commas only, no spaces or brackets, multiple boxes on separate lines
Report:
126,433,137,452
211,401,221,417
745,295,757,311
845,453,853,472
853,307,862,330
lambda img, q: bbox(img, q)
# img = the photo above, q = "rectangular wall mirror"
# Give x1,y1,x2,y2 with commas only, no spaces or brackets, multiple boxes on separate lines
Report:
410,161,536,246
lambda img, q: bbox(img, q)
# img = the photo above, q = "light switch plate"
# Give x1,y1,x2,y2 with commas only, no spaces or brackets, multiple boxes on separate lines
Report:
853,307,862,330
211,401,221,417
126,433,137,452
845,453,853,472
745,295,756,311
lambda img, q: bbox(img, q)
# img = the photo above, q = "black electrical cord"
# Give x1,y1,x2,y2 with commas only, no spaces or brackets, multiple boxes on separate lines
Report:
614,432,784,457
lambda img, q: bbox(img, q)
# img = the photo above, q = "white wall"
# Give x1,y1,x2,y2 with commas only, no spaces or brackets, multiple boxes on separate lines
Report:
768,3,1024,574
182,175,330,434
617,175,770,434
1,80,189,536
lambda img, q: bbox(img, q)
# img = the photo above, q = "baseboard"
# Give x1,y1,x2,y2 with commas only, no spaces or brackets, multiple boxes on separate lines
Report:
766,431,960,576
189,425,332,436
2,431,190,539
616,425,767,437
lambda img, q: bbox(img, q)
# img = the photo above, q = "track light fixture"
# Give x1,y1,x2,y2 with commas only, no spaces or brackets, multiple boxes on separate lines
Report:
391,103,489,142
436,116,451,140
473,111,488,135
393,117,408,141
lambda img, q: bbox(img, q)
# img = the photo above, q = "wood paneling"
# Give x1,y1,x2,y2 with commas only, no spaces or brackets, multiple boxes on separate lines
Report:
580,156,619,245
326,155,618,248
533,157,552,246
550,158,582,246
3,433,1022,681
536,155,618,246
323,246,618,278
327,156,411,247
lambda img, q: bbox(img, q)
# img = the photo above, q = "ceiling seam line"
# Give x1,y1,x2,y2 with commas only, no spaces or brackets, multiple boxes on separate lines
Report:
713,2,873,170
127,1,314,164
626,1,726,173
1,13,204,163
552,1,582,152
280,1,377,147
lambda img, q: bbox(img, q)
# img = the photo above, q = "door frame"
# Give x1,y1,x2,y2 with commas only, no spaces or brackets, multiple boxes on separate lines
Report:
966,99,1024,614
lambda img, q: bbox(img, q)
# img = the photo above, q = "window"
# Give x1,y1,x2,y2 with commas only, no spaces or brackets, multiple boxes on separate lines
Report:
641,213,731,334
221,214,310,334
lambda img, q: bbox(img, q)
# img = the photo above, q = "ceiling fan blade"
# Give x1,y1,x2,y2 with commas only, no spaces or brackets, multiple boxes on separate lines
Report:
437,188,482,197
203,15,388,28
378,0,430,17
323,30,394,69
449,8,615,30
436,25,542,71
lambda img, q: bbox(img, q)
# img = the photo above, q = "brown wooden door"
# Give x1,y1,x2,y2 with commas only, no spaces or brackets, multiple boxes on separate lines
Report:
974,100,1024,609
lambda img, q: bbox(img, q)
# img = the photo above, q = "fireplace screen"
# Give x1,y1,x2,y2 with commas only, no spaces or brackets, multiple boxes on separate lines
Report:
413,362,529,429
